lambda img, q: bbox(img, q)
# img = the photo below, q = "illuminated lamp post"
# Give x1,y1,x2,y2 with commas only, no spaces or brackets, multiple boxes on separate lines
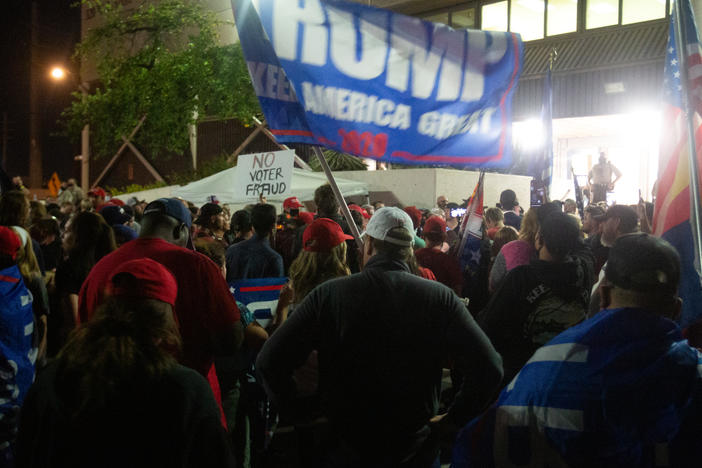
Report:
49,66,90,192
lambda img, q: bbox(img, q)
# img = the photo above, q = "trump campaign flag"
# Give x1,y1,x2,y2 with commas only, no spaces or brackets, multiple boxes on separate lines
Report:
653,0,702,328
232,0,523,168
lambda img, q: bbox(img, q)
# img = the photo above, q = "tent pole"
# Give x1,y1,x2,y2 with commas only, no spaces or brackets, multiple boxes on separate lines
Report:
312,146,363,249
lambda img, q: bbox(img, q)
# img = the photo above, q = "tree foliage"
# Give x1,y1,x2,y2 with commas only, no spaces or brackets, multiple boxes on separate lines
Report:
309,150,368,172
63,0,261,160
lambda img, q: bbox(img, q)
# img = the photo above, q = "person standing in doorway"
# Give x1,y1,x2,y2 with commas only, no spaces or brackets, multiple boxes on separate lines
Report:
588,152,622,204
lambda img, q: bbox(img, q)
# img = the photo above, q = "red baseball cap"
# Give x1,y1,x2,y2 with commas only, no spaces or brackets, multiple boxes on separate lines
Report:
106,198,125,206
88,187,106,198
404,206,422,229
303,218,353,252
283,197,304,210
424,215,447,234
108,258,178,307
349,204,371,219
298,211,314,225
0,226,21,260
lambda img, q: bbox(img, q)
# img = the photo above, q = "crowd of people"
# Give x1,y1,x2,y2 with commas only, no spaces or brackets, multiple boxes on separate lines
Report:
0,171,700,468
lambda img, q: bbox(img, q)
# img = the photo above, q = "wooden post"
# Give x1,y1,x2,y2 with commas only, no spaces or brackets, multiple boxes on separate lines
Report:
91,115,146,188
252,117,313,171
123,139,165,182
312,146,363,249
228,124,264,163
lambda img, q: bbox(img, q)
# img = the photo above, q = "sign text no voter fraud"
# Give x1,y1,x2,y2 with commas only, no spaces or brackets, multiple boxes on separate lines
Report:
234,149,295,199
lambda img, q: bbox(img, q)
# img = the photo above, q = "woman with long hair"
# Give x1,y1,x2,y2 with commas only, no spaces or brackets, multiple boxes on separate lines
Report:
488,202,561,292
52,211,116,354
274,218,353,466
16,258,233,468
274,218,352,394
11,226,49,363
287,218,352,305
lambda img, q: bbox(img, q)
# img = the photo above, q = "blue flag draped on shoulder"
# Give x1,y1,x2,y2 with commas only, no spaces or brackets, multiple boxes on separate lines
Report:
451,308,702,467
232,0,523,168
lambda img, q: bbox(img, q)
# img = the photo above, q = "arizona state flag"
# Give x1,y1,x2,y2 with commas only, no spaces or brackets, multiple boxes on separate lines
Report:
653,0,702,328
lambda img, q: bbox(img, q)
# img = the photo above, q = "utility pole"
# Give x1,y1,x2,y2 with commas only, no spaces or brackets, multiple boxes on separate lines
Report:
81,88,90,191
2,112,7,168
29,1,43,189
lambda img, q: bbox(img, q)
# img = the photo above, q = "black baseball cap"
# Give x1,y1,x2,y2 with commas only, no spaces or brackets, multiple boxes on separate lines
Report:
593,205,638,233
99,205,131,226
143,198,192,228
500,189,519,209
606,233,680,297
539,211,580,258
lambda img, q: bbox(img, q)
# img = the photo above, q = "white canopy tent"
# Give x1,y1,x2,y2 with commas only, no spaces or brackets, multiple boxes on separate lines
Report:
170,166,368,205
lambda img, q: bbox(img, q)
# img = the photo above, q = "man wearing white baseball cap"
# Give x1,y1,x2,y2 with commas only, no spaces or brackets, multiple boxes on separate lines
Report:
257,207,503,467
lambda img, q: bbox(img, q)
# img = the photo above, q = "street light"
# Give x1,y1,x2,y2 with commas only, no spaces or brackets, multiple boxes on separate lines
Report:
48,65,90,191
49,66,66,81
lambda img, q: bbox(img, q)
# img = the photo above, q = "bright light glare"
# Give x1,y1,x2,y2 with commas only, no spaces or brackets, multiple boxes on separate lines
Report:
50,67,66,80
620,108,661,140
514,118,546,150
517,0,545,13
591,2,616,13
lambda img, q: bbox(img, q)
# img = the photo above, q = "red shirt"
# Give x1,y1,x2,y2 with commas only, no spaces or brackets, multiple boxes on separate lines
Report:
78,237,241,377
418,266,436,281
415,248,462,292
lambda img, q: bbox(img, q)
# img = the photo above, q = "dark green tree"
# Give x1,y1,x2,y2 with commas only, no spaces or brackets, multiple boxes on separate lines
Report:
309,150,368,171
63,0,261,160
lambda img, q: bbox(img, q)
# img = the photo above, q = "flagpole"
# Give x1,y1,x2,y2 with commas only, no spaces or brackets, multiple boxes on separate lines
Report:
673,0,702,277
312,146,364,249
542,48,556,202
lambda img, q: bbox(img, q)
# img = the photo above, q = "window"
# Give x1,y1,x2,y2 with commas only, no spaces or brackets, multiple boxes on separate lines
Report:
622,0,665,25
586,0,619,29
547,0,578,36
425,12,449,25
482,1,509,32
451,8,476,29
511,0,545,40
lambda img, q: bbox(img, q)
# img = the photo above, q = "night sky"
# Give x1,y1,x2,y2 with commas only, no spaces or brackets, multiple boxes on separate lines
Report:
0,0,81,185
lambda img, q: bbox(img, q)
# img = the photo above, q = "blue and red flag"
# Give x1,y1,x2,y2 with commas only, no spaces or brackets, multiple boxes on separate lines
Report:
232,0,523,169
457,172,485,273
229,277,287,328
653,0,702,328
528,66,553,196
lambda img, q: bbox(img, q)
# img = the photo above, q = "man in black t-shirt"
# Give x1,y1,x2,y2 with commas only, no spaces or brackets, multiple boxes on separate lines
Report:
258,208,502,466
479,211,594,383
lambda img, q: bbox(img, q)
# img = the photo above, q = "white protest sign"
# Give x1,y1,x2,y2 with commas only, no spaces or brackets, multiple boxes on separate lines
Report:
234,149,295,200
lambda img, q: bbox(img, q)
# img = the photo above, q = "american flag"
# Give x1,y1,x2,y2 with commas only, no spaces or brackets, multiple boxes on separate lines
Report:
653,0,702,328
457,172,485,273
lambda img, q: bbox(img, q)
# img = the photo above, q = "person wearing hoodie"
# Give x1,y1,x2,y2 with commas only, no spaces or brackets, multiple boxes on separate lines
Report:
478,211,594,384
